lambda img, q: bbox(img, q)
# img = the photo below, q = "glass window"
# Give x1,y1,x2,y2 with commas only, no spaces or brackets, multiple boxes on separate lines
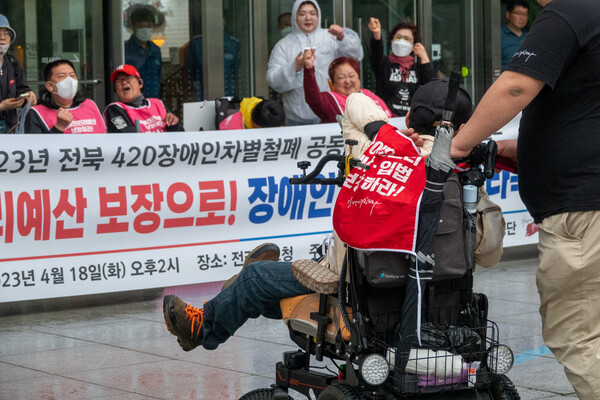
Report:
265,1,335,98
1,1,105,105
352,0,415,92
430,0,474,95
222,0,249,97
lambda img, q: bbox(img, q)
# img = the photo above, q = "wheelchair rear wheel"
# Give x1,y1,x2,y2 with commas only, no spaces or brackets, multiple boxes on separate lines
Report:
317,383,365,400
239,387,292,400
490,375,520,400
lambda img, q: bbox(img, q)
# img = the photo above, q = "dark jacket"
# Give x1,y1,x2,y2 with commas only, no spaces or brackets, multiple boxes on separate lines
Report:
369,37,435,117
0,53,31,130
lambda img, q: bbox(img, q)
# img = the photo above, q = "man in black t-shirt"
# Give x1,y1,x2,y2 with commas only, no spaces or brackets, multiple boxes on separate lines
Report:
451,1,600,398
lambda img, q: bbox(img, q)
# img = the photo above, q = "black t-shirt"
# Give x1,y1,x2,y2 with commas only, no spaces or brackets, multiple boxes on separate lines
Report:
506,0,600,223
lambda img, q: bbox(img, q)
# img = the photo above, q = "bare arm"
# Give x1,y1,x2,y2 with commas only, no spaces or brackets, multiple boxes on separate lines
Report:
451,71,545,157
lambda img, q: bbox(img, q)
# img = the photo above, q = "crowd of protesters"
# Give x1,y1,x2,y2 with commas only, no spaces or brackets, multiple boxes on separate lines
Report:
0,0,434,134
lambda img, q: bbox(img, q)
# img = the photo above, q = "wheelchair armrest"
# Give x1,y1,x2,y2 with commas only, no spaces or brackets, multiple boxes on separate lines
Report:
291,259,339,294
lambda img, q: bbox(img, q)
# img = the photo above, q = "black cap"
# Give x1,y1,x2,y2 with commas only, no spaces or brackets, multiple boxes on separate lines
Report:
409,78,473,135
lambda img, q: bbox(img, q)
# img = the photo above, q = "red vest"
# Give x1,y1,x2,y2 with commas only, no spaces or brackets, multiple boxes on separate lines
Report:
32,99,107,134
328,89,393,118
219,111,244,130
106,98,167,132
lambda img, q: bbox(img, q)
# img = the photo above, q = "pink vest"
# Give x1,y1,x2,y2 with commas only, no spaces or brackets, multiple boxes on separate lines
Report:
32,99,107,134
327,89,393,118
107,98,167,132
219,111,244,130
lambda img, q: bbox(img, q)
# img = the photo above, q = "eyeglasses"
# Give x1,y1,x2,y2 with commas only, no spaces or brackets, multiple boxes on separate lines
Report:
0,30,12,38
510,10,528,17
114,75,136,84
394,34,414,43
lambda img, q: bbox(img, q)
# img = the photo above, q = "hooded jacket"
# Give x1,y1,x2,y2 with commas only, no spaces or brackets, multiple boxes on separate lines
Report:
266,0,363,125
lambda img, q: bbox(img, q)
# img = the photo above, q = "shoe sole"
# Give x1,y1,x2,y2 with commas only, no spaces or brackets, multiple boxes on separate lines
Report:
221,243,280,291
243,243,280,267
162,295,197,352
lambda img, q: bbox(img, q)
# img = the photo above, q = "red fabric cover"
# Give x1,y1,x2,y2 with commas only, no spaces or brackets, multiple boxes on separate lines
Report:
333,123,425,252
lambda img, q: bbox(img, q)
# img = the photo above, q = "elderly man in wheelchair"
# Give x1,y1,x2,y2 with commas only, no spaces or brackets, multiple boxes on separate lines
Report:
163,76,519,400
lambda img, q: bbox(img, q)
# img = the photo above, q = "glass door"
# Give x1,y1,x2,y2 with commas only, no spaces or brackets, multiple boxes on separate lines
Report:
352,0,415,93
429,0,475,96
1,0,106,107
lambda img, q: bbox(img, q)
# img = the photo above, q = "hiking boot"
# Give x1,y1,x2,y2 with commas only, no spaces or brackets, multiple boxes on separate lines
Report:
221,243,280,291
163,295,204,351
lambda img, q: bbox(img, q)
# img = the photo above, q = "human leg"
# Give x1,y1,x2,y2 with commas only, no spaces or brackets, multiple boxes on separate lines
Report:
537,211,600,399
164,260,312,351
221,242,280,291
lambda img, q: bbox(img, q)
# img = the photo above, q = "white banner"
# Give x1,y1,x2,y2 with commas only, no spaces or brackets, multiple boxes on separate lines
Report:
0,117,536,302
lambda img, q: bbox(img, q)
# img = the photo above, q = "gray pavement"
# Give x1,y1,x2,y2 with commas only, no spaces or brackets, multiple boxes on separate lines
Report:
0,246,578,399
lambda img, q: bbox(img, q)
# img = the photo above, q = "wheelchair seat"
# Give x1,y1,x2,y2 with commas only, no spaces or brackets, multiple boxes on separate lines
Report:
280,294,352,343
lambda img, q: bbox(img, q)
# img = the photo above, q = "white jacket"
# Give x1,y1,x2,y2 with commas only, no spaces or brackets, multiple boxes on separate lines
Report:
266,0,363,125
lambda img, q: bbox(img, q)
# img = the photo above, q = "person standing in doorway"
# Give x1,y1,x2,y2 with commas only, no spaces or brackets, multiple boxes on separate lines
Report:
0,14,36,133
368,18,434,117
501,0,529,70
125,6,162,98
267,0,363,125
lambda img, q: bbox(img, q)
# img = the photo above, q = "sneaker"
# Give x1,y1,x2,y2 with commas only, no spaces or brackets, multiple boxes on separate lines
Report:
163,295,204,351
221,243,280,291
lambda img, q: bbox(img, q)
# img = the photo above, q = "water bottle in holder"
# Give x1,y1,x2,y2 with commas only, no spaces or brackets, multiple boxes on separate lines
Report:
463,184,478,270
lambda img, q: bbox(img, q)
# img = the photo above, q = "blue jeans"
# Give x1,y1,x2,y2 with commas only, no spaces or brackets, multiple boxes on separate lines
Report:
201,260,312,350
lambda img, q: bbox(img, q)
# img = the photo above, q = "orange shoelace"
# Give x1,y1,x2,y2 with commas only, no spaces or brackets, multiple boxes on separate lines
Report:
185,303,205,337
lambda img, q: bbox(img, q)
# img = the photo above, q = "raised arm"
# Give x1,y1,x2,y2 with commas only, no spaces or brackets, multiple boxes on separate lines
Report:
266,42,303,93
332,25,363,61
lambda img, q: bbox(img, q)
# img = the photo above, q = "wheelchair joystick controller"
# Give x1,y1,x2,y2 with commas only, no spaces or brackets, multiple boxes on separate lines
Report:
297,161,311,178
345,139,358,156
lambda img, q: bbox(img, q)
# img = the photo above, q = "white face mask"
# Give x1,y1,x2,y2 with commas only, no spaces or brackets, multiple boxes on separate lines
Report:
391,39,413,57
50,76,78,100
135,28,153,43
0,44,9,57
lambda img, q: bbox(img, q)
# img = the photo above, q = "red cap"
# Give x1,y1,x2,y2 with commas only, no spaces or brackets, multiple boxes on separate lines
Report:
110,64,141,83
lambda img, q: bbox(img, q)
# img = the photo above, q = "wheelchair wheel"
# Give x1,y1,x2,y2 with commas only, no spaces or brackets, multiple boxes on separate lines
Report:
317,383,364,400
490,375,520,400
239,387,293,400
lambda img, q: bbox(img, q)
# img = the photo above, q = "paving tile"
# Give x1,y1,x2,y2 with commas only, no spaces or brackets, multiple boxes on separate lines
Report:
510,356,575,396
0,256,582,400
0,344,166,375
0,362,52,383
0,328,93,357
0,375,124,400
65,358,250,399
32,319,168,346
